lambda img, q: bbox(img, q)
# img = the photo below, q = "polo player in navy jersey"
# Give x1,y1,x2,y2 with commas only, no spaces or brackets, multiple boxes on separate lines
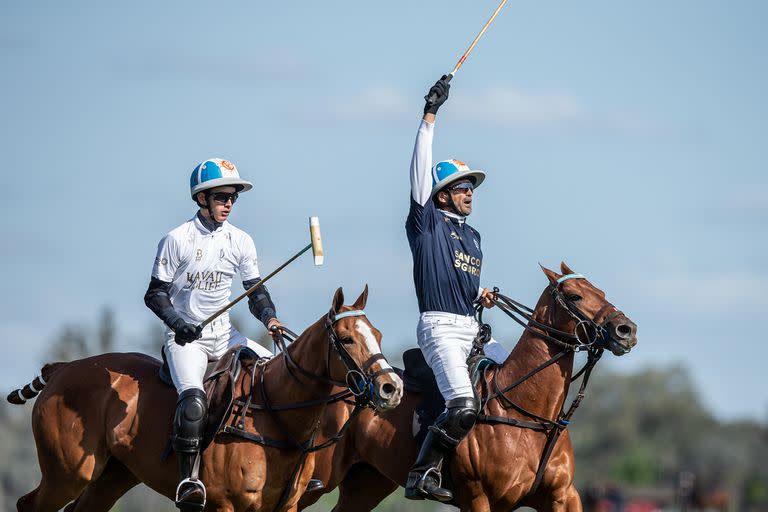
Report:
404,76,511,502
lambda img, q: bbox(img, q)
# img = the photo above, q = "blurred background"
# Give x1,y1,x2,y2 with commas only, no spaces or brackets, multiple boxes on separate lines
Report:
1,1,766,510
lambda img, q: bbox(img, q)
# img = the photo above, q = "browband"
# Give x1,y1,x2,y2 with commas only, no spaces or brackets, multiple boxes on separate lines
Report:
556,273,585,285
332,310,366,322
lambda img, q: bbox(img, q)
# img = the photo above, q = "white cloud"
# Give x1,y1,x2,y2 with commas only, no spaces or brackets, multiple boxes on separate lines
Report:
631,269,768,314
323,85,411,121
321,83,587,129
726,184,768,213
449,85,587,127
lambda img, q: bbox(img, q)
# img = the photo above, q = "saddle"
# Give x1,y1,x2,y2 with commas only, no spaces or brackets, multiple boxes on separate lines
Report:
159,345,264,453
402,348,496,443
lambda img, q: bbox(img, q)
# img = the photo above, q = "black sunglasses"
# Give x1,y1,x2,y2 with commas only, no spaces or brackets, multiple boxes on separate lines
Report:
211,191,238,205
448,181,474,193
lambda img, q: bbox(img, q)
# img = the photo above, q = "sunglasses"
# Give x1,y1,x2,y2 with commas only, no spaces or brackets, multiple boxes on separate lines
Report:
211,191,238,205
448,181,474,193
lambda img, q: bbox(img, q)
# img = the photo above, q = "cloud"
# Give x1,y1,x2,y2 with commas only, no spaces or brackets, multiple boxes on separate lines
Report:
631,269,768,314
449,85,587,128
318,83,588,130
320,85,411,121
113,49,306,84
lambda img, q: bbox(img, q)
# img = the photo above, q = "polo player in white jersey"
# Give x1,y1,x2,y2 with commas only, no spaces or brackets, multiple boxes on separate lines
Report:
144,158,282,511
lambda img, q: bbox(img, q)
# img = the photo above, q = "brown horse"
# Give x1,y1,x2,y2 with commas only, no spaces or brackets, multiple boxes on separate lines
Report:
299,263,638,512
9,286,403,512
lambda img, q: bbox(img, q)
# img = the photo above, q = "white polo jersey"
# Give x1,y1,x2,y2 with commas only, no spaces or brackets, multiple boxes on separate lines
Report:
151,215,261,323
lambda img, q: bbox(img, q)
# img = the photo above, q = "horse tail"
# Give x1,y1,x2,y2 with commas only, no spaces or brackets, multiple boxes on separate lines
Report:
6,362,66,405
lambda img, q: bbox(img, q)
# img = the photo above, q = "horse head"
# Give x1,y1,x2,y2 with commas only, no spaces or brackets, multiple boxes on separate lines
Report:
326,286,403,411
539,262,637,356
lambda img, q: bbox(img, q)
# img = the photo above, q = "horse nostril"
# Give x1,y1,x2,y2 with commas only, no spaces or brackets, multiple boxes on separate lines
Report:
380,383,396,398
616,324,633,338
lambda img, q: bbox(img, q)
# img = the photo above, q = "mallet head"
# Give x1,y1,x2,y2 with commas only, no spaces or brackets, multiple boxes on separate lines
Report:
309,216,324,266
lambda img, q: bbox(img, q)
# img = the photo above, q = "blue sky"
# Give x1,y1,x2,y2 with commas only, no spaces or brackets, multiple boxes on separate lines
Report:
1,1,766,421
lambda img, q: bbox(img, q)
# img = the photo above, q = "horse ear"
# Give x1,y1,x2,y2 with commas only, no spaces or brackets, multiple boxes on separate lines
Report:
331,287,345,313
352,284,369,310
539,263,560,286
560,261,575,275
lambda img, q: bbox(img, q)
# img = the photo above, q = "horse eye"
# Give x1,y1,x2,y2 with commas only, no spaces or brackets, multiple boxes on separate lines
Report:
567,294,582,302
339,336,355,345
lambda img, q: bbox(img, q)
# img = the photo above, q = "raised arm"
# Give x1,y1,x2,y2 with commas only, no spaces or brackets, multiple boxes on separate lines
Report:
410,77,451,206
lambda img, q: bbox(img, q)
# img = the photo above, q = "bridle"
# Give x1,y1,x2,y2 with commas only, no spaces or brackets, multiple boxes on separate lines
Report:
474,274,627,495
222,309,395,512
486,273,621,353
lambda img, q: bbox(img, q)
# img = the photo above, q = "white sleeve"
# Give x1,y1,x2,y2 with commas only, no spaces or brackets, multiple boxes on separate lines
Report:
151,234,180,283
410,119,434,206
238,235,261,282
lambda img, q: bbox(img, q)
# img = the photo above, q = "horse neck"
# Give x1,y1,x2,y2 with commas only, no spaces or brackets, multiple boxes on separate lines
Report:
495,289,575,421
259,317,334,436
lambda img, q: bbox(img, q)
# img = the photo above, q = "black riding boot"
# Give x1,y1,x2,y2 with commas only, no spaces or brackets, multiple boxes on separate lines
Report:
404,430,453,502
172,388,208,512
405,397,479,502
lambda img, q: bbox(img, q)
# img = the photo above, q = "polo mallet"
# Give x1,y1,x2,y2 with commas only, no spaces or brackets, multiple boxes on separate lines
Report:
425,0,510,105
197,216,324,330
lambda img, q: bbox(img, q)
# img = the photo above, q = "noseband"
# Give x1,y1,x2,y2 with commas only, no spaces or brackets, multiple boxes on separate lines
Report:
324,310,396,404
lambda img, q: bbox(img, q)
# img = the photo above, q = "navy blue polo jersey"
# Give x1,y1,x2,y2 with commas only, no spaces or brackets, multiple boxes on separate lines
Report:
406,197,483,316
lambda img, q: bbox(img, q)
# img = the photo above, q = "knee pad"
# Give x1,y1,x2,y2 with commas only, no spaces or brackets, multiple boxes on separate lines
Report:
430,397,478,448
172,388,208,453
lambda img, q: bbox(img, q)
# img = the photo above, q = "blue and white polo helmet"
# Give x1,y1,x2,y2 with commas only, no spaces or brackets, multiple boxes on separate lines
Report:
189,158,253,199
430,159,486,198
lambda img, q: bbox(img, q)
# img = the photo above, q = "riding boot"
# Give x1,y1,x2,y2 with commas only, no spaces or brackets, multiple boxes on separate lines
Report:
404,430,453,502
172,388,208,512
404,397,478,503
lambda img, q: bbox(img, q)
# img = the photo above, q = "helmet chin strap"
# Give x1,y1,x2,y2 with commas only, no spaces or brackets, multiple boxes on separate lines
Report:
198,191,223,230
440,190,467,217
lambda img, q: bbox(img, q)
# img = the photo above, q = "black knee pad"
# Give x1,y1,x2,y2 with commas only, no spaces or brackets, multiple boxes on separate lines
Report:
429,397,478,448
172,388,208,454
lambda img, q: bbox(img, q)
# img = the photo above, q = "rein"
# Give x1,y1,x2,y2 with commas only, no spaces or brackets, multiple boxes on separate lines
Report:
222,310,391,512
475,275,613,495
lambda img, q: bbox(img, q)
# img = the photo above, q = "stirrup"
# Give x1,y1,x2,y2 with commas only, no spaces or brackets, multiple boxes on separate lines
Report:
175,478,206,511
306,478,325,492
406,467,449,501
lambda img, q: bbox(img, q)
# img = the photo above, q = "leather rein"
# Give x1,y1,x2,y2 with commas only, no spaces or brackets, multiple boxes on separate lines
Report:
474,274,621,495
222,309,394,512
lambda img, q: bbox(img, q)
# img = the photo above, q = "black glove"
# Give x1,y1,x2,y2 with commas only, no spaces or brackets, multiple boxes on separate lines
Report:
171,318,202,345
424,75,452,115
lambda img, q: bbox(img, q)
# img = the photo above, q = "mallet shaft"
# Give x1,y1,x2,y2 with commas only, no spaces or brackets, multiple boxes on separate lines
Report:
425,0,509,106
198,242,312,329
451,0,509,76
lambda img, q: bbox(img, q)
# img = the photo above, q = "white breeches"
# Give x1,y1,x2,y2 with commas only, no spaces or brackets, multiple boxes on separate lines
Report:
164,315,273,394
417,311,510,402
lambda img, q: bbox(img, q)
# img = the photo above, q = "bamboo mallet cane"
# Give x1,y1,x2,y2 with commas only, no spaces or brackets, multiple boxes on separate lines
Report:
197,216,324,330
425,0,510,105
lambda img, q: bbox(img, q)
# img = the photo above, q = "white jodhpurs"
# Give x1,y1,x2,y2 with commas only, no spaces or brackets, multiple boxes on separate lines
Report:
417,311,510,402
164,314,273,394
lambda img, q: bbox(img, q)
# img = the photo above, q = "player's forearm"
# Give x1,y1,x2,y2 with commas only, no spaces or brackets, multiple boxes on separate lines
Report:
410,119,435,205
144,277,183,328
243,278,277,328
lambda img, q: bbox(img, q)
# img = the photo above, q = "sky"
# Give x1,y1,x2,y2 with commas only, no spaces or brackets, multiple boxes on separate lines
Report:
1,1,766,421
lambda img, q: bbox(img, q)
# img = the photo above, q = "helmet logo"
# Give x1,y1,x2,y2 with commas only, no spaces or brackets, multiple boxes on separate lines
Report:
220,160,237,176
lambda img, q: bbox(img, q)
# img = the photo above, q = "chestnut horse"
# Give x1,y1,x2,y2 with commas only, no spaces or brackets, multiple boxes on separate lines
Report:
10,286,403,512
299,264,638,511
